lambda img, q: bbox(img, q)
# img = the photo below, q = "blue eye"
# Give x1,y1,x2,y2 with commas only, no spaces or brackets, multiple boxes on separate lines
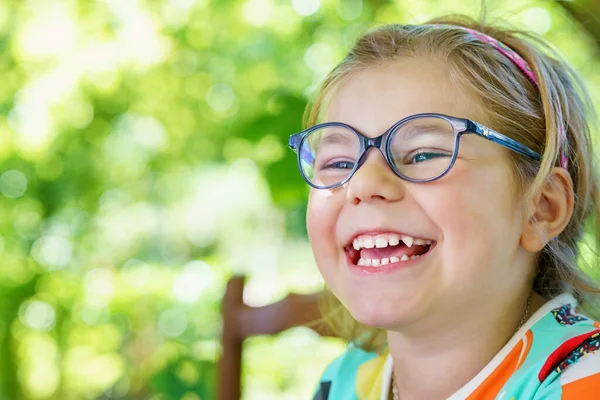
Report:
410,152,450,164
323,161,355,170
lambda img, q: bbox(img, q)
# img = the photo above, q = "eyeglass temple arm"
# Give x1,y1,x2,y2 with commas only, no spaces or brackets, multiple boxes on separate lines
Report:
289,133,316,164
289,134,301,151
469,121,541,161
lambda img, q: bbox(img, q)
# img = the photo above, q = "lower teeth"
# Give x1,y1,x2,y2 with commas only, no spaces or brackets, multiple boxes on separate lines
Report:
357,254,421,267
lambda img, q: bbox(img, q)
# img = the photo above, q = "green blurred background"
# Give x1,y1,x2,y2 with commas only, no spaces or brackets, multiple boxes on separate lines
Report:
0,0,598,399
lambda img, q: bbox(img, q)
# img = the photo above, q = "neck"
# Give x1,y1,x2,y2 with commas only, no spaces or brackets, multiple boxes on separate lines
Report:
387,291,544,400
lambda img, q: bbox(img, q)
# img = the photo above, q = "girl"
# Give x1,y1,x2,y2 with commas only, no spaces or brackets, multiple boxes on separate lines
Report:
288,15,600,400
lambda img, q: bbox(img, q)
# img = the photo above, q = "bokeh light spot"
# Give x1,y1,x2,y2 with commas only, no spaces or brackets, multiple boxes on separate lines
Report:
19,300,56,331
291,0,320,16
8,96,55,155
172,260,215,303
304,43,335,74
158,308,187,338
116,113,168,152
522,7,552,35
31,235,73,270
206,83,235,112
337,0,363,20
121,259,152,289
16,5,77,59
14,210,41,240
84,268,115,300
170,0,197,9
63,346,125,395
243,0,273,27
80,302,111,326
0,169,28,198
17,333,60,398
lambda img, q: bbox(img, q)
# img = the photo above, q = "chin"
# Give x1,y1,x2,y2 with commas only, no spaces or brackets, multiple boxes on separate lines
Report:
344,297,417,330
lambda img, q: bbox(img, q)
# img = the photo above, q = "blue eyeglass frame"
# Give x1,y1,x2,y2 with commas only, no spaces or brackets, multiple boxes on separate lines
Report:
288,113,541,189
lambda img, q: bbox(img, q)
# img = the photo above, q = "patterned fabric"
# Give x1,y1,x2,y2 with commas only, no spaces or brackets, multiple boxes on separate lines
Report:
312,293,600,399
552,304,588,326
552,332,600,375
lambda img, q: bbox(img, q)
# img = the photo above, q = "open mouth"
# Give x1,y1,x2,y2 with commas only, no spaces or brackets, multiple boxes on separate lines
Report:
345,232,435,267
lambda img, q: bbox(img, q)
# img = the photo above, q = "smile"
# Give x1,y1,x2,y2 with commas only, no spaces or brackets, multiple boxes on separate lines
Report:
345,232,435,268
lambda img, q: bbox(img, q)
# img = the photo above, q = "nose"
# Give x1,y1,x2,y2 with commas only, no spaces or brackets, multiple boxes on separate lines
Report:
345,148,406,205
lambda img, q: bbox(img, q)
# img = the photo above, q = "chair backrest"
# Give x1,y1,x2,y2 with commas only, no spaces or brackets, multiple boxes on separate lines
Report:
218,275,337,400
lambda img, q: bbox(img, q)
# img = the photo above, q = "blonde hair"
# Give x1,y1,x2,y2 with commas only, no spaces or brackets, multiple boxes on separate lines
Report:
305,15,600,353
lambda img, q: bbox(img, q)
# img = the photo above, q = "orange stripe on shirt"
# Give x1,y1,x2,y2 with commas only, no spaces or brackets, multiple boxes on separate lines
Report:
465,330,533,400
561,372,600,399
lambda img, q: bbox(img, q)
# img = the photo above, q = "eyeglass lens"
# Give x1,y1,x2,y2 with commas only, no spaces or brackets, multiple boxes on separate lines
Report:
299,116,457,187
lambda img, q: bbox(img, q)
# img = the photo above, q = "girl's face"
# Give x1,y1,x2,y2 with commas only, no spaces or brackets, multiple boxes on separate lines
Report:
307,59,534,331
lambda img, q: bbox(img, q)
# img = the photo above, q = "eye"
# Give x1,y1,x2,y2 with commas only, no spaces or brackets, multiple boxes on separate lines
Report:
408,151,451,164
322,160,356,170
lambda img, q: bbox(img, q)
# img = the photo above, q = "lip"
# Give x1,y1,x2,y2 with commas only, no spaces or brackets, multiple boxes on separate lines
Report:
345,242,436,275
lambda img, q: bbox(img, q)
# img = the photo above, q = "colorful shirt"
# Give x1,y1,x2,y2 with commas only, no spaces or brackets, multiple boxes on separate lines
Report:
312,293,600,399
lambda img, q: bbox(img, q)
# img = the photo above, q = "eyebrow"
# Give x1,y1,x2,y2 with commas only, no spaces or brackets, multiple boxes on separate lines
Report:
395,123,451,139
311,130,356,147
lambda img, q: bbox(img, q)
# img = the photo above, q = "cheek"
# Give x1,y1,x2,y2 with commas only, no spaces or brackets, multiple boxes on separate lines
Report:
306,190,342,264
420,163,522,272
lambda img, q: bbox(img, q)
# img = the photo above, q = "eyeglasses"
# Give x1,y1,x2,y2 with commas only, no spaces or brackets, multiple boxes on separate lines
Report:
288,113,541,189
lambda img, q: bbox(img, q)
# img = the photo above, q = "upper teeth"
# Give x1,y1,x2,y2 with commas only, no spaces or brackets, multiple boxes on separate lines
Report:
352,233,431,251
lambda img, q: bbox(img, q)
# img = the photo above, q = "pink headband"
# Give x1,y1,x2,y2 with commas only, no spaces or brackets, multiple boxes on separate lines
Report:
454,26,569,169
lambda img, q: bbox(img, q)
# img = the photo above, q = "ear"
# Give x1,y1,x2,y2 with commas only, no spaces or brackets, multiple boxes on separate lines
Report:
521,168,574,252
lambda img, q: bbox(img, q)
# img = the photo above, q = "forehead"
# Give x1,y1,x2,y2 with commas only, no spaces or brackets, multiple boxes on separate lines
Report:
326,58,487,135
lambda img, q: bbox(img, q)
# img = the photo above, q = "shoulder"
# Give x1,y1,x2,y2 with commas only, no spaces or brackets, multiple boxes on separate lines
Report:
529,298,600,398
534,348,600,399
492,294,600,399
528,296,599,356
556,347,600,397
315,343,379,384
312,344,382,400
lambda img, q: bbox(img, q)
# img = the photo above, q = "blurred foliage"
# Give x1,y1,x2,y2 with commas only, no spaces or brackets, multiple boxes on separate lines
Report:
0,0,597,399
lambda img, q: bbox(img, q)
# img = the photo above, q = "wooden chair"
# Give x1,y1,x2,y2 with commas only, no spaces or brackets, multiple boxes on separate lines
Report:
218,275,337,400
